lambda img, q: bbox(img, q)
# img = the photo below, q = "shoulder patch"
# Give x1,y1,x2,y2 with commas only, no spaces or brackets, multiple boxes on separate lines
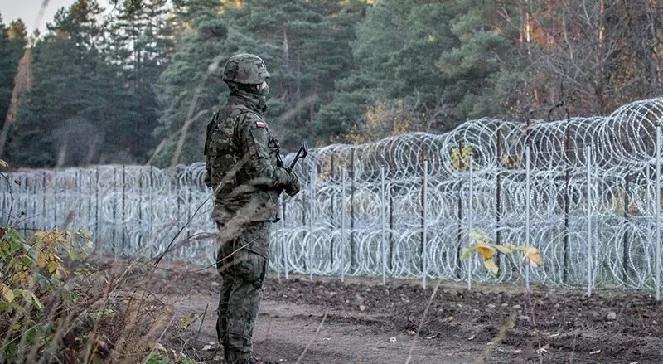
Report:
256,120,266,128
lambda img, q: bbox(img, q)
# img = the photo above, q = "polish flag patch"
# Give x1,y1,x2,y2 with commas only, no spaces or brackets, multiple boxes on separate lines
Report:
255,120,266,128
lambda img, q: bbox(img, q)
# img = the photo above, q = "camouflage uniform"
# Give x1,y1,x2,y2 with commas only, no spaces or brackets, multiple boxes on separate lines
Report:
205,54,299,364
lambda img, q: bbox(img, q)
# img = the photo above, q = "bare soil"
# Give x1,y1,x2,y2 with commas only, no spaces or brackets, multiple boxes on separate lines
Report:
125,262,663,363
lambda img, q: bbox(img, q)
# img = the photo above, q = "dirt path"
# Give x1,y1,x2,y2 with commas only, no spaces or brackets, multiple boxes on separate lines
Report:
169,293,482,363
129,264,663,363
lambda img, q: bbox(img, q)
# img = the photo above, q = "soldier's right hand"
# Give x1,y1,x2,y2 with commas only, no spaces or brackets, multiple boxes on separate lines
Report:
285,172,300,197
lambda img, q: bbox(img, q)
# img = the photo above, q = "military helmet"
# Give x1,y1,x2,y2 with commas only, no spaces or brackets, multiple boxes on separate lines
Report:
222,53,270,85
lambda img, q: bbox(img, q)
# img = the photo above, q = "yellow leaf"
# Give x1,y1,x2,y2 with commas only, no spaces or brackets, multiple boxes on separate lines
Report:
494,244,513,254
475,242,496,261
483,259,499,275
47,261,59,274
523,246,542,267
1,284,14,303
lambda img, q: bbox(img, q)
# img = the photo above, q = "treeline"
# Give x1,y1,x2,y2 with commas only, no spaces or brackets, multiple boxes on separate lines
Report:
1,0,662,168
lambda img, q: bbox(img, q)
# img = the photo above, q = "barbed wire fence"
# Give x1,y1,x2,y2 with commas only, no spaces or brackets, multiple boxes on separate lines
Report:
3,97,663,295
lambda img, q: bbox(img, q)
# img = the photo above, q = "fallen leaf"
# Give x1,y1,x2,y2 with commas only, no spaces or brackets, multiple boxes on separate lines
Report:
0,283,14,303
1,284,14,303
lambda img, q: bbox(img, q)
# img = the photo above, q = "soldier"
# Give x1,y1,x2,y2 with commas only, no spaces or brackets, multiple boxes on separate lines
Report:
204,53,300,364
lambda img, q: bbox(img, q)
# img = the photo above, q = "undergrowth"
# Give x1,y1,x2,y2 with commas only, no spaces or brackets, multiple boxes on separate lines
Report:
0,227,198,364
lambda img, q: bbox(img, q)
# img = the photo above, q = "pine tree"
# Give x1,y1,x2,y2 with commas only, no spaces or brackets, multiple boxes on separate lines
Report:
153,0,365,166
8,0,146,166
318,0,521,142
106,0,174,161
0,16,28,148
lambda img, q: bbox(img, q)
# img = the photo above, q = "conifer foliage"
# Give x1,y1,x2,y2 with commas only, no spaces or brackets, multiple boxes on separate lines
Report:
2,0,663,167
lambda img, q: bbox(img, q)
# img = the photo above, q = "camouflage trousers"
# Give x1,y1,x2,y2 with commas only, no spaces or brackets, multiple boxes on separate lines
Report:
215,221,269,364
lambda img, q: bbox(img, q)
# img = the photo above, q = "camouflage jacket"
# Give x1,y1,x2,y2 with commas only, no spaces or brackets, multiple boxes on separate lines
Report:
204,91,290,224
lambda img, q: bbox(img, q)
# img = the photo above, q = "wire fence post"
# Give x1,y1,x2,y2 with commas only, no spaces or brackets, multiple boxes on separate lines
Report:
22,174,28,233
149,166,154,246
586,146,593,297
308,159,315,281
380,166,387,285
341,168,347,282
41,172,46,231
350,148,356,274
186,168,192,243
456,143,465,279
656,125,662,301
563,126,571,284
495,125,503,276
467,156,474,290
281,196,288,280
622,175,630,283
389,177,394,272
525,145,532,292
422,160,428,289
330,152,336,267
87,170,92,235
53,170,58,229
122,165,126,251
94,167,100,251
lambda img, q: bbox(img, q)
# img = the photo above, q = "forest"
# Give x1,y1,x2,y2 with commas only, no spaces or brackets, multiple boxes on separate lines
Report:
1,0,662,168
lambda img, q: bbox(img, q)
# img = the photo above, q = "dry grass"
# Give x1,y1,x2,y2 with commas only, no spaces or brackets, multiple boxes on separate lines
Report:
0,228,198,364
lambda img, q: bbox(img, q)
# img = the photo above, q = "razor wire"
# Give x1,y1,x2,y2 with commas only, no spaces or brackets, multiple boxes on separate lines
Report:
3,96,663,290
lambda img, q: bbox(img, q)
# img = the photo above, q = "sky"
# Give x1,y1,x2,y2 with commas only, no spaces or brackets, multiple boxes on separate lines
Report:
0,0,110,32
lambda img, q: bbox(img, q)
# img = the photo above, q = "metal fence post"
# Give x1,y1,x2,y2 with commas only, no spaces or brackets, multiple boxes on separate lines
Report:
656,125,662,301
53,170,58,229
309,159,315,281
350,148,356,274
122,165,126,251
525,145,532,292
94,167,100,250
42,172,47,230
587,147,593,297
381,166,387,285
281,196,288,280
341,168,347,282
467,157,474,290
422,160,428,289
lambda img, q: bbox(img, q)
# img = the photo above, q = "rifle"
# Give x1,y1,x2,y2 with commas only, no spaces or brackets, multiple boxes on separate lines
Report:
286,144,308,173
274,144,307,223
